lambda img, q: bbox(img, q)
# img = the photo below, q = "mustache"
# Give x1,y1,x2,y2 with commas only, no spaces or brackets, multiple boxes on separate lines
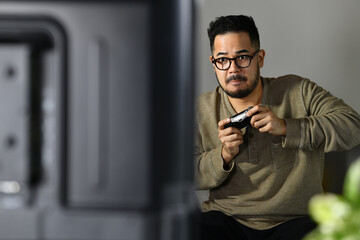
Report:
226,74,247,83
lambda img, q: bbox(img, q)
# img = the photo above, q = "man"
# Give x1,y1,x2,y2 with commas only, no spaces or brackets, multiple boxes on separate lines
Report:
194,15,360,240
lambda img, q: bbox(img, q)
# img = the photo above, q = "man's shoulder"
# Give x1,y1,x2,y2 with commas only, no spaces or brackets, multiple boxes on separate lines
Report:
196,87,222,107
263,74,308,95
264,74,305,85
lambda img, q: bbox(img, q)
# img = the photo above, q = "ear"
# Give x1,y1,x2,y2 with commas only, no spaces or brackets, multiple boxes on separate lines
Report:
209,56,217,71
258,49,266,68
209,55,214,64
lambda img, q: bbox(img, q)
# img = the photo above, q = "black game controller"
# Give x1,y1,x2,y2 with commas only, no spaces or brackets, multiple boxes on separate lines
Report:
224,106,254,129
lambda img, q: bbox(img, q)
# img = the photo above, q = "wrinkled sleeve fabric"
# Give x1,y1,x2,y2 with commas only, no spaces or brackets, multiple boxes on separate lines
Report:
283,78,360,152
194,109,234,190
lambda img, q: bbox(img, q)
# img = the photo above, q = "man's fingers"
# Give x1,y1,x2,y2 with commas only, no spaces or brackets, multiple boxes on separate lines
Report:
246,104,267,117
218,127,243,140
220,132,243,142
223,139,244,149
218,118,231,130
246,106,257,117
252,114,272,129
218,118,246,161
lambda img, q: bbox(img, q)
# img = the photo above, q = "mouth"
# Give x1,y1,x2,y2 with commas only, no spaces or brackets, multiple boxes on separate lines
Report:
229,79,245,84
226,76,247,87
226,74,247,84
228,80,247,88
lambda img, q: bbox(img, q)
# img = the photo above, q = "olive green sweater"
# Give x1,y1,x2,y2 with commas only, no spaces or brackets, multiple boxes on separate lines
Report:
194,75,360,230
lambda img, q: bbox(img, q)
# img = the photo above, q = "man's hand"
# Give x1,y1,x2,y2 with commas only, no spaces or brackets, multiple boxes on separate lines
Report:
218,118,244,165
246,105,286,136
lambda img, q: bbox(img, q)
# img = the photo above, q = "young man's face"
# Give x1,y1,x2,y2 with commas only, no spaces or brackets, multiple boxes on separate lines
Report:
210,32,265,98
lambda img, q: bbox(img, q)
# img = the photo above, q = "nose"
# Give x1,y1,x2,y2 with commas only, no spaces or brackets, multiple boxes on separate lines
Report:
228,59,241,74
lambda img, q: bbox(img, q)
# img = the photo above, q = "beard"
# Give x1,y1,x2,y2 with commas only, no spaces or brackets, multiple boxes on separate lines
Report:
216,64,260,98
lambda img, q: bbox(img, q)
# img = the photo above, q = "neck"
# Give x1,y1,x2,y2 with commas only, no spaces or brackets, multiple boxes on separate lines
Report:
228,77,263,113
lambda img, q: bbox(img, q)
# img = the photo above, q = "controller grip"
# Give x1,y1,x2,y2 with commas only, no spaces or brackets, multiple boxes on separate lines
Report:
224,106,253,129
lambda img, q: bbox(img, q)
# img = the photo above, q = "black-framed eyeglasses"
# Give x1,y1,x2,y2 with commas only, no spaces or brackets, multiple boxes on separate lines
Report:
212,50,260,70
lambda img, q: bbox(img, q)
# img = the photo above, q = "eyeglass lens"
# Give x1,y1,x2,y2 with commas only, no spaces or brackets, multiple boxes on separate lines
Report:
215,56,251,70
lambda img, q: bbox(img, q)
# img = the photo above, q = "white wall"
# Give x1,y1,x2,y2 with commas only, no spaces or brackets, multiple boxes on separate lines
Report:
195,0,360,113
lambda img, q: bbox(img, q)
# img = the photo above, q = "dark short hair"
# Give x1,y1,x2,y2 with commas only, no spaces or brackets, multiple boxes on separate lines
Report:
207,15,260,52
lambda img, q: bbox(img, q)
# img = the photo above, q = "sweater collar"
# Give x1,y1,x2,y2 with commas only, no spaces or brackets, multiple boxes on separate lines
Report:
222,76,267,115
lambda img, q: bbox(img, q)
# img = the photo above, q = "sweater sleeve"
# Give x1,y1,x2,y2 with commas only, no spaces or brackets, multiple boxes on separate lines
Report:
283,78,360,152
194,113,234,190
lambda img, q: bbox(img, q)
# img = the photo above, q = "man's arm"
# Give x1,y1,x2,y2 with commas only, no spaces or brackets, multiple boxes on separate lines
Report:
246,78,360,152
194,117,243,190
284,78,360,152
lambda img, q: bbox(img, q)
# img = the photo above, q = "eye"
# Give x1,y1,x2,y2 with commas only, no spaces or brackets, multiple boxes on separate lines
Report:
216,57,228,63
237,55,250,60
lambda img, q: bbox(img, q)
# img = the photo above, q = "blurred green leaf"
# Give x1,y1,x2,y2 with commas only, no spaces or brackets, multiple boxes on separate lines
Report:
343,158,360,204
305,157,360,240
308,194,350,235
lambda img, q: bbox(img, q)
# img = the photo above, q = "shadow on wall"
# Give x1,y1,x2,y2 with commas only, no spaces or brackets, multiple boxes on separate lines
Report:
324,144,360,194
